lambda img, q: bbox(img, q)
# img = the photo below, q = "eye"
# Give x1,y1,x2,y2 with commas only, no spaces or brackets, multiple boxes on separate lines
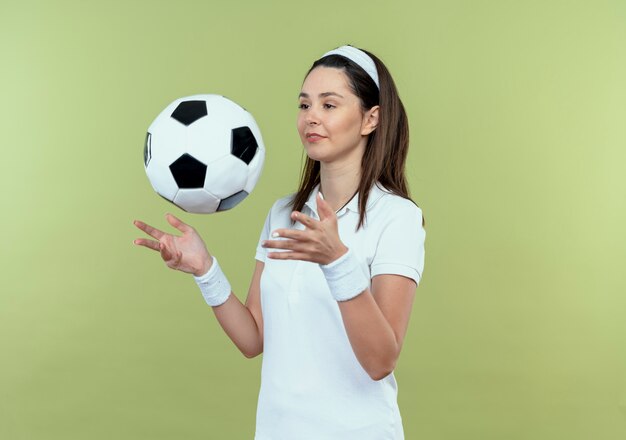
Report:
298,103,309,109
323,103,336,109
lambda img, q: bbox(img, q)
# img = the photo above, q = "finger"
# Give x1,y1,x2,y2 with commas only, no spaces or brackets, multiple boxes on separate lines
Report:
316,192,335,221
270,228,308,241
267,251,311,262
262,238,297,250
169,250,183,270
291,211,318,229
133,220,165,240
165,213,192,234
159,242,174,261
133,238,160,251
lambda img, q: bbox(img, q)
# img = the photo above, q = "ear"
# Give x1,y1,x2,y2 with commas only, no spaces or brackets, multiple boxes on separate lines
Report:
361,105,380,136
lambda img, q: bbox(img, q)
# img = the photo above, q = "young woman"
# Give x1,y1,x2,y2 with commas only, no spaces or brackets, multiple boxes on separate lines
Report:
133,45,426,440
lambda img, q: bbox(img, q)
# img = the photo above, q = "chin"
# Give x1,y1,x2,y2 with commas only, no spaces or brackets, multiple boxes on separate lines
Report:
303,147,332,163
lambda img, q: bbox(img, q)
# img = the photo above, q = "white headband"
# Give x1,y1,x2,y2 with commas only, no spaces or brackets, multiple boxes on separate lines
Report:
321,45,380,89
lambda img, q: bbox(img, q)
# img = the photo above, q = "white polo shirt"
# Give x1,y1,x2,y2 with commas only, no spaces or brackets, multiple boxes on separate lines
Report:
253,181,426,440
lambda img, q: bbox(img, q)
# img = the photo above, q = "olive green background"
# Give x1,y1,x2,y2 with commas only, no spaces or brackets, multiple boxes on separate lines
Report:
1,0,624,438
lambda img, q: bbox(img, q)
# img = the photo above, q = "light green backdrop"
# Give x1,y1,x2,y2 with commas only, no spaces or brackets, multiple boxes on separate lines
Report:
1,0,624,439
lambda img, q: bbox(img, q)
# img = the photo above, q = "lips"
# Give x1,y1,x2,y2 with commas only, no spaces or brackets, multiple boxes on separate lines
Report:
306,133,326,141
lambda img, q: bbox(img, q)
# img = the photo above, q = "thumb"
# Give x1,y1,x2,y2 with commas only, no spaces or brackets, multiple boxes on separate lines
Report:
316,192,335,221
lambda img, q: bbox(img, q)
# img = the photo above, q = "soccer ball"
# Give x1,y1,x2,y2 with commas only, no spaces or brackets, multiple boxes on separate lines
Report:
143,94,265,213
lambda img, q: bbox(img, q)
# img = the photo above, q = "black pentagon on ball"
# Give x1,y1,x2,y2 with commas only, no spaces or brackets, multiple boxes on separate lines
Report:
171,100,207,126
144,132,152,167
169,153,207,189
217,190,249,212
231,126,258,165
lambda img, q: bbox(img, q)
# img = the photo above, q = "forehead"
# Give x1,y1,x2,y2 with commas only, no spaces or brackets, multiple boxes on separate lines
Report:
301,66,353,95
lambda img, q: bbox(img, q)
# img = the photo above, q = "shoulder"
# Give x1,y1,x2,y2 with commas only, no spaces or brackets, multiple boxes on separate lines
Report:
270,192,296,213
370,184,423,225
262,192,297,225
368,186,426,284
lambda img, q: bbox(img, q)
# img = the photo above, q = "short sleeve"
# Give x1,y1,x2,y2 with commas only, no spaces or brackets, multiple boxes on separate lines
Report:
255,206,272,262
254,195,297,263
370,203,426,286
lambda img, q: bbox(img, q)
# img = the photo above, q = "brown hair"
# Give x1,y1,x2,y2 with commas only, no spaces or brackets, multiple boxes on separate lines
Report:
288,46,425,230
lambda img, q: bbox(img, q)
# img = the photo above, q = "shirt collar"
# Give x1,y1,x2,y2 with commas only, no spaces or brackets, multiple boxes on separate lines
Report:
303,181,390,219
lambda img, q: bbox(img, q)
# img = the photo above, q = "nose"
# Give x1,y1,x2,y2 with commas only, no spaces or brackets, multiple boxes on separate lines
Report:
305,106,320,125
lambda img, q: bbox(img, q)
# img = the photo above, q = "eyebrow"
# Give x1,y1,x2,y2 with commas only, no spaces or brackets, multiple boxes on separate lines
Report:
298,92,345,99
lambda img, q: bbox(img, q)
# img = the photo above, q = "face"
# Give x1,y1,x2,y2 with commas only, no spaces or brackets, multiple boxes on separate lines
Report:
297,66,378,165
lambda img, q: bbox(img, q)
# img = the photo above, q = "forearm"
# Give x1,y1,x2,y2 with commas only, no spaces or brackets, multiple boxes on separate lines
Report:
337,289,399,380
195,257,263,359
211,294,263,358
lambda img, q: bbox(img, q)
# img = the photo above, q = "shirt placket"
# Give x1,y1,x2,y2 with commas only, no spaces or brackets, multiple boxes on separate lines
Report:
286,212,311,305
287,206,351,305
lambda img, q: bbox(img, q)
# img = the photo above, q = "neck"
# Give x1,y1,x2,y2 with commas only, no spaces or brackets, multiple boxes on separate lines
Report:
319,161,361,213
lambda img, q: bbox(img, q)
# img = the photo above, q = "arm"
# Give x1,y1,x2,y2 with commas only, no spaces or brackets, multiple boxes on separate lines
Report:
336,274,416,380
210,259,264,358
133,213,264,359
261,192,424,381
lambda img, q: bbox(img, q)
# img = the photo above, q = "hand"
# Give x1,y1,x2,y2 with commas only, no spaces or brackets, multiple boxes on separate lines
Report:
133,213,212,276
261,192,348,265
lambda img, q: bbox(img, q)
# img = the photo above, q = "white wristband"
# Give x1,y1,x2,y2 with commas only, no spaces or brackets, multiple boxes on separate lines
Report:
319,248,369,301
193,256,232,307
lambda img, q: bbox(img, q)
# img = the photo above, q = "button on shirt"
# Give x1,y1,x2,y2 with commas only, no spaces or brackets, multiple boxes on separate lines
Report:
254,181,426,440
